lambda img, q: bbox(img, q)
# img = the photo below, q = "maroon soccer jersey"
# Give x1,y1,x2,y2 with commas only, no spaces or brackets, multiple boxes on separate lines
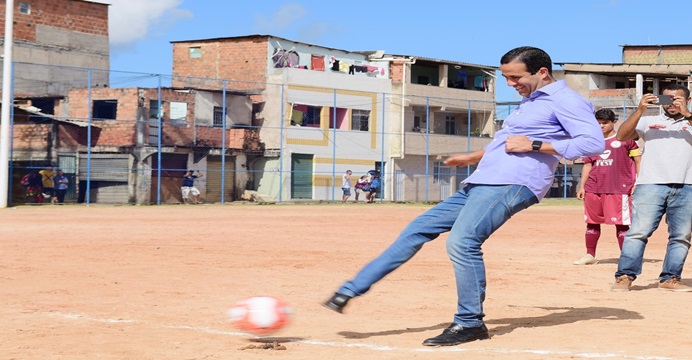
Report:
582,136,638,194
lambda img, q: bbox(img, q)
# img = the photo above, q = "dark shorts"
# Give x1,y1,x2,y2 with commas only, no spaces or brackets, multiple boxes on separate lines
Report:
342,187,351,196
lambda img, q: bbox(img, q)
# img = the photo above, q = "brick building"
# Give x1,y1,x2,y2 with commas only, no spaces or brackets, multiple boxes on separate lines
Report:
0,0,110,97
551,44,692,196
556,44,692,109
171,35,497,202
11,85,261,204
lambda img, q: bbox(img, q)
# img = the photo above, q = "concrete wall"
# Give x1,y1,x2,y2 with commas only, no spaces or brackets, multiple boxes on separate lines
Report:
0,0,109,96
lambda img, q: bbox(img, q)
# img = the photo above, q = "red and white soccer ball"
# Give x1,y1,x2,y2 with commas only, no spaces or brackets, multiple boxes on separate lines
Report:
228,296,291,334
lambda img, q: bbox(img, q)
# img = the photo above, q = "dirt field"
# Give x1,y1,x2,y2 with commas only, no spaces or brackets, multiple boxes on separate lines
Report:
1,201,690,359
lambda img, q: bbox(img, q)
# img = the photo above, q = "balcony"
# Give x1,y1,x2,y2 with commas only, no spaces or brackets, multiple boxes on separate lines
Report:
404,132,492,156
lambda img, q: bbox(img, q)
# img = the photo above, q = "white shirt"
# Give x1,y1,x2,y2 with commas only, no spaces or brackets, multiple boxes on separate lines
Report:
342,174,352,188
635,114,692,184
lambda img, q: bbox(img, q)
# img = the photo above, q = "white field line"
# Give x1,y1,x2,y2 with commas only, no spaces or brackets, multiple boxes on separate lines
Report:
44,312,674,360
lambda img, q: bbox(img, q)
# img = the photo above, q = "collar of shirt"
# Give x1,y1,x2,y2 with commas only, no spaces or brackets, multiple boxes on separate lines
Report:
524,80,566,101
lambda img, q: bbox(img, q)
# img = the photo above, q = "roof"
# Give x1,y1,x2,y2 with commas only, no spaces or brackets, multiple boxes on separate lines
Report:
15,104,97,128
391,54,498,71
620,44,692,48
171,34,497,70
171,34,356,54
554,62,692,77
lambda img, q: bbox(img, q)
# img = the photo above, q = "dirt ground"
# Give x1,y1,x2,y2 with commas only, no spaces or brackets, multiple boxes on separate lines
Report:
1,201,691,360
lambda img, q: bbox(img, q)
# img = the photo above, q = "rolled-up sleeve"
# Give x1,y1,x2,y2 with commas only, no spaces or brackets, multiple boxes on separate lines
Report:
551,96,605,160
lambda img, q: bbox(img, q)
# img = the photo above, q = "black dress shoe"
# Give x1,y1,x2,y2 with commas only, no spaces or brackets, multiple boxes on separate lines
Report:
322,293,351,313
422,323,489,346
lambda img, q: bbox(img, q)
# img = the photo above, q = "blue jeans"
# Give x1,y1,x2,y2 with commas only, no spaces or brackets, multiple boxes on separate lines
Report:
615,184,692,281
338,184,537,327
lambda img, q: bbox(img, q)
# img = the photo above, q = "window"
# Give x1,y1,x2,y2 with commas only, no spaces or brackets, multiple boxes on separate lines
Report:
433,161,452,184
92,100,117,119
30,98,54,115
445,115,456,135
189,47,201,59
169,102,187,125
302,106,321,127
213,106,225,127
329,108,349,129
351,109,370,131
413,115,422,132
149,100,162,119
19,2,30,14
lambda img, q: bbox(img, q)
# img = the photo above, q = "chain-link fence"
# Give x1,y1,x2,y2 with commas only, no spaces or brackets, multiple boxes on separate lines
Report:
6,62,643,205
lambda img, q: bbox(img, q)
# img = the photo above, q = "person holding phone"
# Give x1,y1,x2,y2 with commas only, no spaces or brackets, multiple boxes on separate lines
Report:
611,84,692,292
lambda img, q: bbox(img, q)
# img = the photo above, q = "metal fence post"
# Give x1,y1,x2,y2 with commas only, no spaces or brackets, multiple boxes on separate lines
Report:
331,88,336,202
221,80,227,204
156,74,162,205
425,96,430,203
86,69,92,204
278,84,284,203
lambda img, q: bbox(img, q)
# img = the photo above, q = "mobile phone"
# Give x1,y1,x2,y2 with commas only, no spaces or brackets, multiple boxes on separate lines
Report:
656,94,674,105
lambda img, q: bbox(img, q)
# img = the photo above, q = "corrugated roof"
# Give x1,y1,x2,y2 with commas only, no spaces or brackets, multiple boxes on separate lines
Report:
14,104,96,128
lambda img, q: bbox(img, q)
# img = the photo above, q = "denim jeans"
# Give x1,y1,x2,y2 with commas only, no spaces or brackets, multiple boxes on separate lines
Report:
615,184,692,281
338,184,538,327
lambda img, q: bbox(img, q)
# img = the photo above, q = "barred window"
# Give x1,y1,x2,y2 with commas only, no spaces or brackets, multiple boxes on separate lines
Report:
433,161,452,184
19,2,30,14
351,109,369,131
213,106,225,127
445,115,456,135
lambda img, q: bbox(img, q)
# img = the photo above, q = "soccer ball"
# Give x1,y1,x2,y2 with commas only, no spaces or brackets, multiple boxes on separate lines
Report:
228,296,291,334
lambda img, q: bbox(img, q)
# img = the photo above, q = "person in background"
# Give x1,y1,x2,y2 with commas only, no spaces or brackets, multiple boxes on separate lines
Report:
354,174,368,202
38,165,57,204
611,84,692,292
367,171,381,203
342,170,352,203
323,46,604,346
53,169,69,204
181,170,203,204
574,108,641,265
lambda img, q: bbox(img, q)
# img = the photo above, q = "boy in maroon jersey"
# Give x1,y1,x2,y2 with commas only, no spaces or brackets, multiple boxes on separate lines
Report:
574,109,641,265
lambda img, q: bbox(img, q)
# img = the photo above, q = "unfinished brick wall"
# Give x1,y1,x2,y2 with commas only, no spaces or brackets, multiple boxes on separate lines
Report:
67,87,139,146
623,45,692,65
12,123,51,150
172,36,270,91
0,0,108,42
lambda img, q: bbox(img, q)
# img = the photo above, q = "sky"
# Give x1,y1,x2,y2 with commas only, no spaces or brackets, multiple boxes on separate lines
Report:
101,0,692,102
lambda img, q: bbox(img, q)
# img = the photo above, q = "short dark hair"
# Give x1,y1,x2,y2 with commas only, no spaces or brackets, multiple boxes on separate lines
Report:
500,46,553,76
595,108,616,121
662,83,691,98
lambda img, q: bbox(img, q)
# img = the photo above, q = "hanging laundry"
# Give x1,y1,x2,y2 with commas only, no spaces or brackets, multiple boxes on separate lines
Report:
311,54,325,71
339,61,351,72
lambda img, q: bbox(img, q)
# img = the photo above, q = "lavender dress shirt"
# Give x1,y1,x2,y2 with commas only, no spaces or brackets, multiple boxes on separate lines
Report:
464,80,605,200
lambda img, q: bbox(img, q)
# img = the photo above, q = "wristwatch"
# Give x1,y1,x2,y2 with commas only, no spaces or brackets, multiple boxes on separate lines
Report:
531,140,543,152
684,114,692,121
